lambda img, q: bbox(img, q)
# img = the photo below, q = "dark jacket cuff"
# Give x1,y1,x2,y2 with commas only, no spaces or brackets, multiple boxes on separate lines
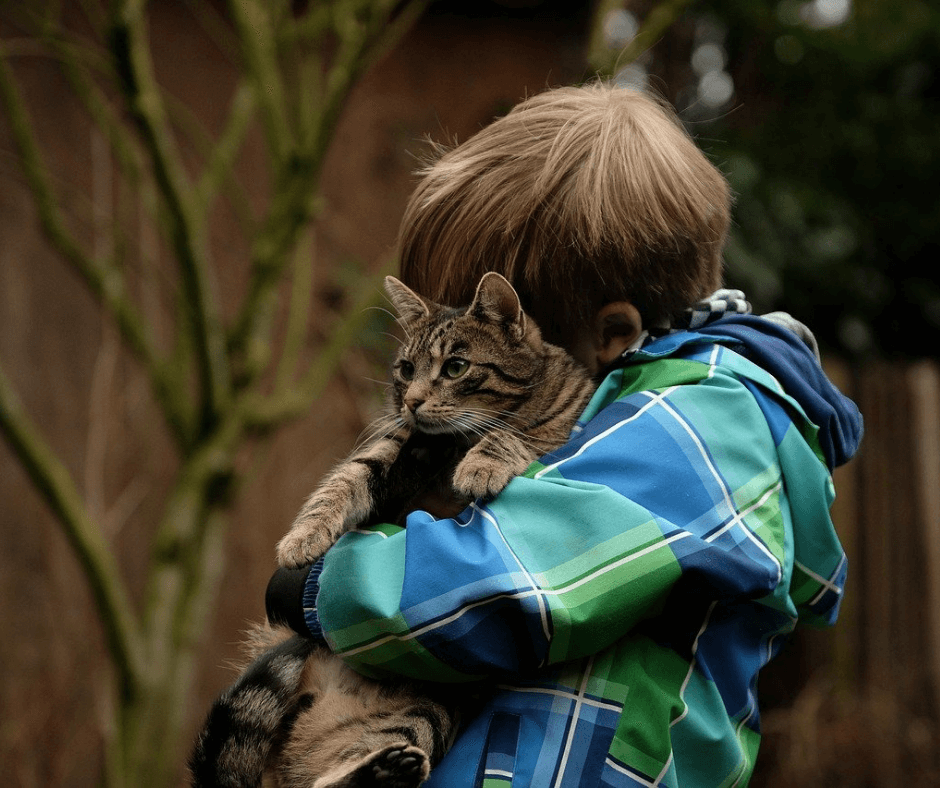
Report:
302,557,326,641
265,559,326,642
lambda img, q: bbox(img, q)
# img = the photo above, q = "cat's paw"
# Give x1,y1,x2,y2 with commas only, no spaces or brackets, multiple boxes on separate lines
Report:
275,525,335,569
277,489,359,568
312,743,429,788
368,744,429,787
452,454,519,501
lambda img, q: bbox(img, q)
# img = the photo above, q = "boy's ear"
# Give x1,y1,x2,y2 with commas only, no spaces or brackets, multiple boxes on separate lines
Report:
384,276,431,326
592,301,643,368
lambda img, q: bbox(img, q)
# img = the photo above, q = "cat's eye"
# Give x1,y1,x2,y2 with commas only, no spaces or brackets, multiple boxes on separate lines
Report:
397,360,415,381
442,358,469,379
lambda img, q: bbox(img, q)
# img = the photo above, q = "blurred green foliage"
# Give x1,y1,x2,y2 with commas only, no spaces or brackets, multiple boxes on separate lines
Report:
691,0,940,358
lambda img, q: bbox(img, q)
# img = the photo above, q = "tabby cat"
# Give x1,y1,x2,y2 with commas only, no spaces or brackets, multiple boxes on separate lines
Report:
190,272,596,788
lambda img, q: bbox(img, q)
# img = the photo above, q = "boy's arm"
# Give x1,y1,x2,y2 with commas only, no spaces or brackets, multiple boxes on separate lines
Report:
301,367,828,682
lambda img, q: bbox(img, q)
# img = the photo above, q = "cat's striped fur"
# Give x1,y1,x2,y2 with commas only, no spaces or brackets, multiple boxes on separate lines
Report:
191,623,454,788
191,272,595,787
190,632,317,787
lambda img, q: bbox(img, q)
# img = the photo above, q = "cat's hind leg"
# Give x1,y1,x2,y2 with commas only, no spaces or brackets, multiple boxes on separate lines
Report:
273,656,452,788
311,743,429,788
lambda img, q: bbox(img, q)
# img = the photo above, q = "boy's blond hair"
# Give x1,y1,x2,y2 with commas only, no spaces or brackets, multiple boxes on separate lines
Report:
398,82,732,347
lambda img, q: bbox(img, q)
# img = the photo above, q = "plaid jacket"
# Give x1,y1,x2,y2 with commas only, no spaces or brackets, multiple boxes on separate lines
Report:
303,325,860,787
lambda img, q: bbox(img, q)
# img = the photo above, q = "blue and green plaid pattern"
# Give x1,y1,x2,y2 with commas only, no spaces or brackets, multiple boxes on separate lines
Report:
308,332,851,787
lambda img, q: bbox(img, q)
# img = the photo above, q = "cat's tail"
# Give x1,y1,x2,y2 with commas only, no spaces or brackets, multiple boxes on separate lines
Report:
189,634,316,788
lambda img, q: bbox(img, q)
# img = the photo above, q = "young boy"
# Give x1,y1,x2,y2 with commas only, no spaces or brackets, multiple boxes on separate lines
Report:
267,82,862,786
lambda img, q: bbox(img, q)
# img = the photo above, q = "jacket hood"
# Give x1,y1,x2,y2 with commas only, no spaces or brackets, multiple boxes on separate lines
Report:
631,289,863,471
693,315,863,471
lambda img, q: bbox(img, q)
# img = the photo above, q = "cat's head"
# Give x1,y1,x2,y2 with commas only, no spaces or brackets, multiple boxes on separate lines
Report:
383,272,544,436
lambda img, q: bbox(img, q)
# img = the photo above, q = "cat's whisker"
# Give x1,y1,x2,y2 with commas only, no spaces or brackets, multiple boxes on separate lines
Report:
450,419,490,442
365,305,399,322
451,413,535,447
360,375,393,388
455,409,559,453
354,414,406,449
378,331,404,346
457,408,519,431
387,311,414,338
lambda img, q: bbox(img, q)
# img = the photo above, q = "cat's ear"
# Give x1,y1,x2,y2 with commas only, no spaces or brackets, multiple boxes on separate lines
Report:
470,272,526,335
384,276,431,326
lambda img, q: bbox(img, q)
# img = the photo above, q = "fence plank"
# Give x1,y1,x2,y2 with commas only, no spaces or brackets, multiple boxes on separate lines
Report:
908,361,940,717
825,357,861,695
857,364,895,689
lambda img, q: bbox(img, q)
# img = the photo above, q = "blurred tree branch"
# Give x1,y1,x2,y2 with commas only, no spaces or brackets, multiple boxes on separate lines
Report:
0,1,426,785
0,366,145,702
110,0,232,430
0,41,195,443
227,0,429,385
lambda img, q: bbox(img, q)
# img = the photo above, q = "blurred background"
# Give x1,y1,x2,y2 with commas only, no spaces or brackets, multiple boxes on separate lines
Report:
0,0,937,785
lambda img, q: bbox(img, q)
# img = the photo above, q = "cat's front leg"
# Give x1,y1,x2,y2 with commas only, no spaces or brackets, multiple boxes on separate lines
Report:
276,426,411,568
451,432,537,502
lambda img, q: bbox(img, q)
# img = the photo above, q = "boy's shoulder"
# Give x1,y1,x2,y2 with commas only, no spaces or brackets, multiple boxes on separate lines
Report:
575,320,861,475
577,330,770,424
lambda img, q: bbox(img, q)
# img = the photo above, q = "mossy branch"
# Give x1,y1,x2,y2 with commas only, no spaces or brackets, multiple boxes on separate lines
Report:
0,42,193,445
194,80,258,217
307,0,423,153
108,0,231,425
273,227,315,392
245,254,398,429
227,0,293,167
0,364,144,701
228,0,429,384
14,26,145,184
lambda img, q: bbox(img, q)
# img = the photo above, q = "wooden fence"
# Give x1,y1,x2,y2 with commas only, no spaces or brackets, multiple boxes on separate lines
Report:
754,359,940,787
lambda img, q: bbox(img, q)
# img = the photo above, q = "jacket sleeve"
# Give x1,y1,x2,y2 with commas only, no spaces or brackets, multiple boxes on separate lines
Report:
307,361,827,683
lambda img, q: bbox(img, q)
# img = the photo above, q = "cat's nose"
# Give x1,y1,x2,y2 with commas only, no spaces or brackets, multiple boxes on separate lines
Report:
404,394,425,413
404,382,430,414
